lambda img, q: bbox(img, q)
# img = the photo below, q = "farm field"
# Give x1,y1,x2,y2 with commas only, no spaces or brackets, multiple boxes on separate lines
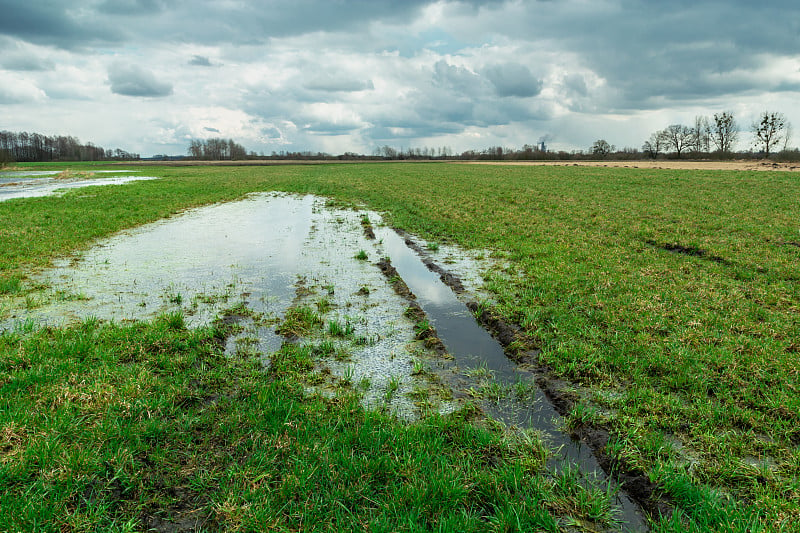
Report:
0,162,798,531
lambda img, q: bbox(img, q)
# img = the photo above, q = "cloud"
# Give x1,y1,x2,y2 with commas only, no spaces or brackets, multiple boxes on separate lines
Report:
303,76,374,93
189,55,213,67
108,64,173,97
0,1,119,49
432,60,485,95
97,0,166,15
0,77,47,104
484,63,543,98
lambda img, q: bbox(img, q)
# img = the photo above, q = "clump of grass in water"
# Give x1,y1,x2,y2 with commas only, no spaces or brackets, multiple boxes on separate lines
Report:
312,340,336,356
385,375,401,401
276,306,322,337
354,249,368,261
327,318,355,338
316,297,333,314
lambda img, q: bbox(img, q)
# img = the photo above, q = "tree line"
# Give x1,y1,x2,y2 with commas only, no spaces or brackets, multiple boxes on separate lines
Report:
0,131,139,164
187,138,248,160
592,110,793,160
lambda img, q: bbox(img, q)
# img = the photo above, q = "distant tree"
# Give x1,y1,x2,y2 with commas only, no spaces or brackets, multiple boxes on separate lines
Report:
0,148,12,167
782,121,793,152
642,130,668,159
710,111,738,154
691,116,711,153
591,139,614,157
188,140,203,159
662,124,693,157
752,111,787,158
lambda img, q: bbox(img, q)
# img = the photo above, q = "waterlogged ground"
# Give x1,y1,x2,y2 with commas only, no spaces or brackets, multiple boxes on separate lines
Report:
0,191,654,528
0,170,155,202
2,193,498,420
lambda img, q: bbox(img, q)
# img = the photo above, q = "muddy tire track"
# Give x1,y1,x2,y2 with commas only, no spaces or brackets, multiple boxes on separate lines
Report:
468,301,674,521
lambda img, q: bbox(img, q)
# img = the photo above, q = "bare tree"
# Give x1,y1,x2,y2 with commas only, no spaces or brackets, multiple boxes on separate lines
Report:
662,124,693,157
783,122,793,152
692,116,711,154
752,111,787,158
642,130,668,159
710,111,738,154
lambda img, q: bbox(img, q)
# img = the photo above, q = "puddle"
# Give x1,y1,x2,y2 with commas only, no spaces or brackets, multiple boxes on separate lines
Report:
0,174,155,202
374,226,648,531
2,193,456,419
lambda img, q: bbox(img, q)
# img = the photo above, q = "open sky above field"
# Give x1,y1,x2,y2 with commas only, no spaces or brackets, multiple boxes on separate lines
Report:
1,0,799,157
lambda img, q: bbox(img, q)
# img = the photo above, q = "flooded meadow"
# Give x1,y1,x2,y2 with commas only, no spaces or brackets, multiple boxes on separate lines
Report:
0,190,653,529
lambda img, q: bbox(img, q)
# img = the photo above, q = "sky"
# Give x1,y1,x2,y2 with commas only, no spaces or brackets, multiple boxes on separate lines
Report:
1,0,799,157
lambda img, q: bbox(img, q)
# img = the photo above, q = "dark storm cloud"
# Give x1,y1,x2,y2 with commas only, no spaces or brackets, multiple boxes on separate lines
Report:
0,1,119,49
0,0,448,49
3,0,799,155
108,64,173,97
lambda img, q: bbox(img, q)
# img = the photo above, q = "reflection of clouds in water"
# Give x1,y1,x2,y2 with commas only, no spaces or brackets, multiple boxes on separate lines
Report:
34,193,317,326
379,233,453,305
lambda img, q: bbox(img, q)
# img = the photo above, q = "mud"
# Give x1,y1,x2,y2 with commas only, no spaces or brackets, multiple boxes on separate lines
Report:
3,190,666,527
361,217,376,240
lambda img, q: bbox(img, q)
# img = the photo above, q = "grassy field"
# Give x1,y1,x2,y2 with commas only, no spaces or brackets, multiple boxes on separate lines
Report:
1,162,798,531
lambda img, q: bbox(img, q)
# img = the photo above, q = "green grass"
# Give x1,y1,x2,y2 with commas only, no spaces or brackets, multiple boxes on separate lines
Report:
1,161,799,529
0,318,621,532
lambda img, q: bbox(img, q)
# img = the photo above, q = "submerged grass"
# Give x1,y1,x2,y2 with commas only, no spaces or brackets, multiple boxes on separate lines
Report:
1,161,799,529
